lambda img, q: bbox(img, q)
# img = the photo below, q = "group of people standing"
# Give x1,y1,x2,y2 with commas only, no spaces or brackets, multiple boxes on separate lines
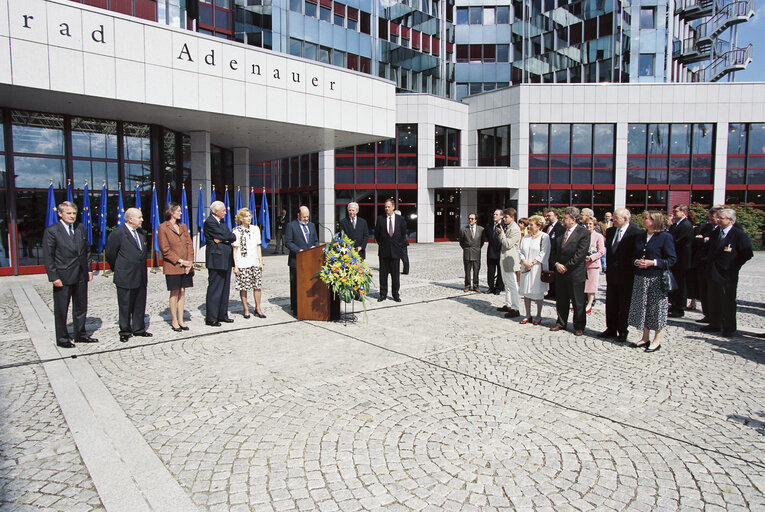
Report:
459,204,754,351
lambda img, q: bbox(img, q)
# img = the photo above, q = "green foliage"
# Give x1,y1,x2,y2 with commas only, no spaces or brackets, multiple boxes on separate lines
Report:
315,233,373,303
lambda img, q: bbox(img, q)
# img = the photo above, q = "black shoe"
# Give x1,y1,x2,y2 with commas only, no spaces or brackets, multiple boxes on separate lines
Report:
700,325,721,333
493,289,501,295
180,325,189,331
134,332,153,337
504,309,520,318
378,296,387,302
616,333,628,343
695,317,711,323
256,312,267,318
205,321,222,327
220,317,234,323
668,311,684,318
644,345,661,353
57,340,76,349
75,336,99,343
119,335,130,343
243,314,251,319
171,326,183,332
497,305,510,312
487,288,495,294
393,297,401,302
597,330,617,339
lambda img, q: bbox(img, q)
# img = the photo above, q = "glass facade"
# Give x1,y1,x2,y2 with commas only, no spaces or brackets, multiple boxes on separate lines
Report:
528,122,615,217
434,126,460,166
478,125,510,166
726,123,765,206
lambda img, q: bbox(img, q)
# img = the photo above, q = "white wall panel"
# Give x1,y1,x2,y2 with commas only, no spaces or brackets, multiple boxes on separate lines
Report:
49,45,82,93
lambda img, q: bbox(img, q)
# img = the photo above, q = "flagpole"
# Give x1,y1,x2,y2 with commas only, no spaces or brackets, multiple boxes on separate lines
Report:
103,180,114,276
150,182,161,273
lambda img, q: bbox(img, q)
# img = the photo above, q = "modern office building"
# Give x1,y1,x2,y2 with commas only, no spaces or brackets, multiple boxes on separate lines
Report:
0,0,762,276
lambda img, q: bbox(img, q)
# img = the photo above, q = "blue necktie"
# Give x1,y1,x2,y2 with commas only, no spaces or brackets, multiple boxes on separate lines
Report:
301,224,309,244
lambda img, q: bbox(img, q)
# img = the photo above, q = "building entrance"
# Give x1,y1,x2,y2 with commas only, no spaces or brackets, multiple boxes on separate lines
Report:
434,189,461,241
477,190,513,226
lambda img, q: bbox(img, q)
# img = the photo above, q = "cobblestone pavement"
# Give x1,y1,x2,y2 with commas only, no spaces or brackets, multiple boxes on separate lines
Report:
1,243,764,511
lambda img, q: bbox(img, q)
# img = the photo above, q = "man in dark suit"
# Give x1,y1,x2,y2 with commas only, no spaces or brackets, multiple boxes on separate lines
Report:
549,207,590,336
338,202,370,259
285,205,319,314
458,213,485,292
485,209,504,295
693,207,721,324
668,203,694,317
598,208,639,343
204,200,237,326
543,208,566,299
42,201,97,348
701,208,753,337
374,198,407,302
106,208,151,343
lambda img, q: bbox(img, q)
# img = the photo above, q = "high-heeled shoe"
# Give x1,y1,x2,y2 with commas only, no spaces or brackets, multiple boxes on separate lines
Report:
631,340,649,349
171,325,183,332
519,317,532,324
533,319,541,326
644,345,661,353
243,313,251,319
586,307,593,314
179,325,189,331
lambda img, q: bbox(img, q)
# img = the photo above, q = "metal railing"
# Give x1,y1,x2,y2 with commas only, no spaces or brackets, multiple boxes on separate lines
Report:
690,43,753,82
697,0,755,42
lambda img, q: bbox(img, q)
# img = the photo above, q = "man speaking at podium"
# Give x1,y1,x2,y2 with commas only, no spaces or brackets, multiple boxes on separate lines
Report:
285,205,319,315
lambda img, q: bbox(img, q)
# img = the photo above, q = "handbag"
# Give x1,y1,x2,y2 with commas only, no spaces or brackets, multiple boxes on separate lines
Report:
541,270,555,283
661,268,677,293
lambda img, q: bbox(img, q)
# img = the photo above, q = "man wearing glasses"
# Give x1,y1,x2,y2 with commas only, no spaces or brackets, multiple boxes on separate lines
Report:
459,213,485,292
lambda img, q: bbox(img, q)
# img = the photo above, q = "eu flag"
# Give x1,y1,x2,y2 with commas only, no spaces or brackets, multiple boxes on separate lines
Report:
234,187,243,225
180,185,190,234
97,182,107,252
259,189,271,248
134,182,141,209
249,187,256,218
150,184,161,252
45,181,58,227
196,185,206,247
66,180,73,203
117,184,125,226
223,186,232,230
82,182,93,246
165,184,172,208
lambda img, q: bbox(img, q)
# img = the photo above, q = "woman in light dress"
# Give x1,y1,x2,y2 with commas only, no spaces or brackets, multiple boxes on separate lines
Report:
584,217,606,314
518,215,550,325
232,208,266,319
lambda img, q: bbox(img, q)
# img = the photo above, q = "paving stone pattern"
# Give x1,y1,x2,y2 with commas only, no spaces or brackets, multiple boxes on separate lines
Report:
1,243,764,511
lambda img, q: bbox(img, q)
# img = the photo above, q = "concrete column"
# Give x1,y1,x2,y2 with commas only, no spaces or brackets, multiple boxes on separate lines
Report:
460,189,478,225
190,131,211,263
614,122,628,209
418,121,435,243
318,149,335,244
713,122,728,206
514,121,529,218
233,147,250,208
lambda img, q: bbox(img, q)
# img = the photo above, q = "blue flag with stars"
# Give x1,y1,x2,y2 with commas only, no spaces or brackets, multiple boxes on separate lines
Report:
117,185,125,226
223,186,232,230
259,189,271,248
45,182,57,227
235,187,243,226
66,181,73,203
150,184,161,253
98,182,107,252
180,185,190,235
134,183,141,209
249,187,256,218
165,184,172,208
82,182,93,246
196,185,206,247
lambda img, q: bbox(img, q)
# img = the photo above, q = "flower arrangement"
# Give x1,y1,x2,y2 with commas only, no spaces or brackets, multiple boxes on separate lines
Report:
315,233,373,304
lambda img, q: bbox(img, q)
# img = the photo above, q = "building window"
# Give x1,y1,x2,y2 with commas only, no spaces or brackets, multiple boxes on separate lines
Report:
726,123,765,202
496,6,509,24
435,126,460,167
456,7,468,24
478,125,510,166
483,7,495,25
639,54,654,76
640,7,655,29
469,6,482,24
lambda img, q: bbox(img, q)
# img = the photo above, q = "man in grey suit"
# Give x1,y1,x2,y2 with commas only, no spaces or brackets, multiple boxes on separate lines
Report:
42,201,97,348
497,208,522,317
458,213,485,292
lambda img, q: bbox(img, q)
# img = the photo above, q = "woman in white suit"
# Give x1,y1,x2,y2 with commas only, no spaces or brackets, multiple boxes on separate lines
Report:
518,215,550,325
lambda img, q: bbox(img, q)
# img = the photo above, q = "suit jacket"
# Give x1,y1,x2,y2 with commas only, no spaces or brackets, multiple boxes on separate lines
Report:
604,222,640,285
691,221,716,269
338,216,370,256
106,224,148,289
705,225,753,284
545,220,566,264
285,220,319,268
42,221,91,285
669,217,694,271
157,221,194,275
632,231,677,278
497,221,522,272
374,214,407,259
203,215,236,270
553,225,590,282
459,225,485,261
485,221,503,260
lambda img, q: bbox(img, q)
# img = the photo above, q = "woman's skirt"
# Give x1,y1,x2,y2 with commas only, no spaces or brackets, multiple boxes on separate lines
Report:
628,274,668,330
165,272,194,291
234,265,262,291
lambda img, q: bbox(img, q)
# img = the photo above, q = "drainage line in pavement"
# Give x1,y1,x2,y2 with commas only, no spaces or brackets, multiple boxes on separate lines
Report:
308,321,765,471
0,291,470,371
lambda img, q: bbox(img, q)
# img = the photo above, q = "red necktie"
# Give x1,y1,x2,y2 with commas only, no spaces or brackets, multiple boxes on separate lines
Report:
562,229,571,246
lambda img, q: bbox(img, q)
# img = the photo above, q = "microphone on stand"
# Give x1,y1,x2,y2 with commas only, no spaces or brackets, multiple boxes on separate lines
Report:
317,223,335,244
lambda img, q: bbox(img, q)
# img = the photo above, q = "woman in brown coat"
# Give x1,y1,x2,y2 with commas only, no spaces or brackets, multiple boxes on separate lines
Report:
157,202,194,331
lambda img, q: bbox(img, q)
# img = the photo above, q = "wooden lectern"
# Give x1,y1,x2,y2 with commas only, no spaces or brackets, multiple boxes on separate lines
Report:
296,245,340,321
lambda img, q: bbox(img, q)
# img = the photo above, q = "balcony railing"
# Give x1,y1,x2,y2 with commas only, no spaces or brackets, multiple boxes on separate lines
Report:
697,0,755,42
690,43,753,82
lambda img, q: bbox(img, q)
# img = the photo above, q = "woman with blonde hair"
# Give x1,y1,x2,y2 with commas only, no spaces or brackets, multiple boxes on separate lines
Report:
518,215,550,325
627,210,676,352
232,208,266,318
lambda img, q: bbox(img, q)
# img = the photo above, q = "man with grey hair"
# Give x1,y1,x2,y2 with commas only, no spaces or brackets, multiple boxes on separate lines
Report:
338,201,370,259
106,207,150,342
204,200,237,326
599,208,640,343
42,201,97,348
550,206,590,335
701,208,753,337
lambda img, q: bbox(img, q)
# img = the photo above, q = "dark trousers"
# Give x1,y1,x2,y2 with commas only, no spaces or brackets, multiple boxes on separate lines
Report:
53,281,88,342
697,272,709,318
487,257,503,291
117,285,147,336
289,266,297,313
275,231,285,253
401,247,409,275
379,256,401,298
669,268,688,312
605,278,634,336
464,258,480,289
206,268,232,322
707,278,739,332
555,277,586,331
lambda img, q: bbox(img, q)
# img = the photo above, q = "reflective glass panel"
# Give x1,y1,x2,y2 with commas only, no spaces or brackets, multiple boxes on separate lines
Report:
12,112,64,155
